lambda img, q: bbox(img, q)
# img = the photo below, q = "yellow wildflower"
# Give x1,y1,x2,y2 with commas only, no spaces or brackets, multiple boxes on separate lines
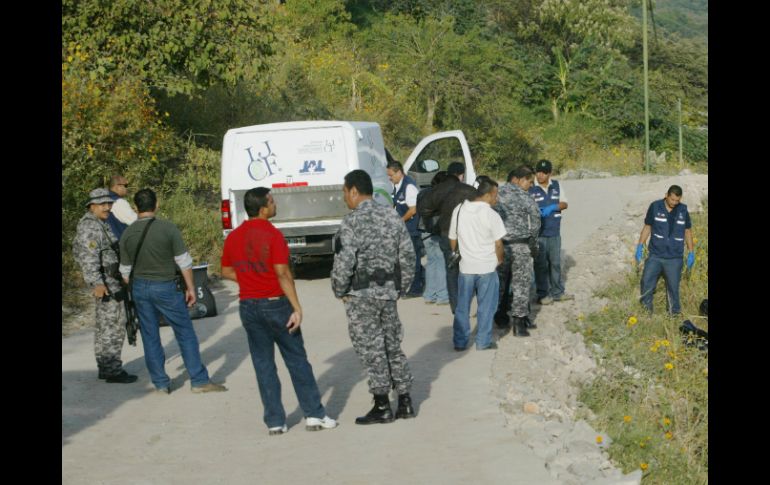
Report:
596,435,603,444
660,339,670,347
627,316,638,326
623,415,632,423
665,431,673,440
664,362,674,371
663,417,671,426
640,463,649,471
639,440,646,448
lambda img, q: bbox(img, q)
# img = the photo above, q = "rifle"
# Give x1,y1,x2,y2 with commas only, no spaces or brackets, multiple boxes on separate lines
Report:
123,285,140,346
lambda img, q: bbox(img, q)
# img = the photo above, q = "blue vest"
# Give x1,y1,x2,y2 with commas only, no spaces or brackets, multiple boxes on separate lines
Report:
529,180,562,237
647,199,689,259
105,191,128,240
393,175,420,235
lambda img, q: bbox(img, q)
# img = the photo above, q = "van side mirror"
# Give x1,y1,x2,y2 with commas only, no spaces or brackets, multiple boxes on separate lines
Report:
421,159,439,172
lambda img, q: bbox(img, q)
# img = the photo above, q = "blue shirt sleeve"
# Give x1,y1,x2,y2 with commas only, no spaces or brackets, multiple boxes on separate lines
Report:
644,203,655,226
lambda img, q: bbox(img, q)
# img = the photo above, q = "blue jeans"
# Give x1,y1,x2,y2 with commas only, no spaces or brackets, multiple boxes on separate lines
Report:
132,279,210,390
534,235,565,299
239,297,325,428
640,256,684,315
407,234,425,295
439,236,460,313
423,235,449,303
453,272,499,350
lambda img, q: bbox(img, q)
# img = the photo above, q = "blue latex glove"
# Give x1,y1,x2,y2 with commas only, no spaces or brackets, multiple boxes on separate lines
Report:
540,204,559,217
635,243,644,263
686,251,695,269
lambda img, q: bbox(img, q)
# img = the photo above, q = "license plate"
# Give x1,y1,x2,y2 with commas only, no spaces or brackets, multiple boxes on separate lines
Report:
286,237,307,248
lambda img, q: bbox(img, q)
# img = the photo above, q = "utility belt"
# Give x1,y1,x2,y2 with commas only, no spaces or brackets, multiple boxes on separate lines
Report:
504,237,530,244
351,266,401,291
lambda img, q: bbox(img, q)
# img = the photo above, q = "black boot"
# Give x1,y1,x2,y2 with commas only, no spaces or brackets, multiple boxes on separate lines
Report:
395,393,415,419
104,370,138,384
523,316,537,329
512,317,530,337
355,394,394,425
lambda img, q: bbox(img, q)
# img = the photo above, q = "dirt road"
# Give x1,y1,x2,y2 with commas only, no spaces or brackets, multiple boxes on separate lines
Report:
62,174,707,485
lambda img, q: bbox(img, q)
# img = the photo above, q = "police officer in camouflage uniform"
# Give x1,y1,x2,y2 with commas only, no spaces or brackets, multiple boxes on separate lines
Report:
72,188,138,383
332,170,417,425
493,167,541,337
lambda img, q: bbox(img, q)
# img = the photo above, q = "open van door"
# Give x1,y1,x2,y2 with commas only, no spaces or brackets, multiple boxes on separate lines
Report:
403,130,475,188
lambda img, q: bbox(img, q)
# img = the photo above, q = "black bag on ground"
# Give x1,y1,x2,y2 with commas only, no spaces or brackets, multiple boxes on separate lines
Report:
189,264,217,319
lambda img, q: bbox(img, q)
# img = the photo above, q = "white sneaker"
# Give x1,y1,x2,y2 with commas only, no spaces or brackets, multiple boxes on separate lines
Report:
268,424,288,436
305,416,338,431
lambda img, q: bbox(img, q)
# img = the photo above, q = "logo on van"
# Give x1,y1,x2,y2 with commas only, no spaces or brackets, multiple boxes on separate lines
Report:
244,141,279,181
299,160,326,174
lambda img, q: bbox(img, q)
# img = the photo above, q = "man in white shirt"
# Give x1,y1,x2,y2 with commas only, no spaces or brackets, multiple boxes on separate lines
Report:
448,178,506,351
106,174,138,240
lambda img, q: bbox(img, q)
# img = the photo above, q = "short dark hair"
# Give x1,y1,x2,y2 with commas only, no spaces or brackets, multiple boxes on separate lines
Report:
244,187,271,217
475,177,498,197
431,170,449,187
386,161,404,173
667,185,683,197
344,169,373,195
134,189,157,213
475,175,494,186
508,166,534,182
447,162,465,176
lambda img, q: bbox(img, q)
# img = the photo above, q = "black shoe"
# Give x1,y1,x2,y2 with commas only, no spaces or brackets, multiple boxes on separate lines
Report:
512,317,530,337
355,394,394,425
395,394,415,419
523,316,537,329
494,314,510,328
454,345,468,352
104,370,138,384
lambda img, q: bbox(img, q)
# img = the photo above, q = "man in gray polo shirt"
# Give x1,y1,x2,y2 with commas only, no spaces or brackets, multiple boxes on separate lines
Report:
119,188,227,395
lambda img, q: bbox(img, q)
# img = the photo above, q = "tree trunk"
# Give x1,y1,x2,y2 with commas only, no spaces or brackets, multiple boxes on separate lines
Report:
350,75,358,112
551,98,559,123
425,94,437,133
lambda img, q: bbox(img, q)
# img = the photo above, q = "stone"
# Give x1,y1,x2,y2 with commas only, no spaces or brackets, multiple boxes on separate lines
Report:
523,402,540,414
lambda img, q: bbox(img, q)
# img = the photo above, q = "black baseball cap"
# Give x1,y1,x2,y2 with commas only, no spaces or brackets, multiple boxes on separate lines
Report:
447,162,465,176
535,159,553,173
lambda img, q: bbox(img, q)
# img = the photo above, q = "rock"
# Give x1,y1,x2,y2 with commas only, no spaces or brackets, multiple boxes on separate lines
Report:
678,168,693,175
523,401,540,414
568,461,604,481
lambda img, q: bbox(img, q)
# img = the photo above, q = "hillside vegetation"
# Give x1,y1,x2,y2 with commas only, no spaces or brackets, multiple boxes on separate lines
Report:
62,0,708,307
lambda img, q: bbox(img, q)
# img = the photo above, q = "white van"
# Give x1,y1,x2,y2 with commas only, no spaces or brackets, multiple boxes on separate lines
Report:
221,120,475,263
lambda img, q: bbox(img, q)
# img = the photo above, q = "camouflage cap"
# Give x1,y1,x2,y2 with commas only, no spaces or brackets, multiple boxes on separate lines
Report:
85,188,114,207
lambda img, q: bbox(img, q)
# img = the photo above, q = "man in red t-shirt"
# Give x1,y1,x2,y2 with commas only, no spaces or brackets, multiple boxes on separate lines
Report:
221,187,338,436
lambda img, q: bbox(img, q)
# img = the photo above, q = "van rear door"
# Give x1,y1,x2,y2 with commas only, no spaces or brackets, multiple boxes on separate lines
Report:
403,130,475,188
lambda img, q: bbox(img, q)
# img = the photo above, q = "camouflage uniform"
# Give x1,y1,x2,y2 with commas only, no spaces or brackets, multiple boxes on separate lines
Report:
332,199,415,395
494,183,541,320
72,211,127,376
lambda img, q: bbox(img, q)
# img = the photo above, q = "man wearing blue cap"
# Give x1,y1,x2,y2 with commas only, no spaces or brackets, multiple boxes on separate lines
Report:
529,159,574,304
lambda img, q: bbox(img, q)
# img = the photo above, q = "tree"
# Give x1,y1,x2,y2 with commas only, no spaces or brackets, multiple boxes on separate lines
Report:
62,0,276,96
